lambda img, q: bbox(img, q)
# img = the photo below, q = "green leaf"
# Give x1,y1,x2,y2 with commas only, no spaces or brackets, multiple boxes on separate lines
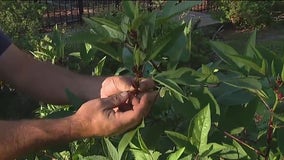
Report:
245,30,256,58
245,30,263,60
188,105,211,153
101,25,125,41
277,128,284,154
200,143,225,157
165,131,197,154
122,47,134,71
146,25,185,61
160,1,201,20
122,1,135,19
90,17,121,31
77,155,108,160
93,56,106,76
281,64,284,81
92,42,121,62
212,83,255,106
229,55,263,74
153,76,186,101
133,48,146,67
89,17,125,41
68,31,98,44
260,59,268,75
129,144,161,160
223,77,262,90
137,130,150,153
83,17,108,37
118,124,140,159
167,147,185,160
163,32,187,69
155,67,193,79
104,138,119,160
220,143,248,159
210,41,243,67
230,127,245,135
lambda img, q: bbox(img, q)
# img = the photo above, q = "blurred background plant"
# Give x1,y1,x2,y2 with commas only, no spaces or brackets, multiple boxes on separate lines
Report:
0,1,46,51
212,0,275,30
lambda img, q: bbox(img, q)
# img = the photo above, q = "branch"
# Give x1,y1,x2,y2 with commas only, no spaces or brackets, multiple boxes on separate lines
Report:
213,125,265,157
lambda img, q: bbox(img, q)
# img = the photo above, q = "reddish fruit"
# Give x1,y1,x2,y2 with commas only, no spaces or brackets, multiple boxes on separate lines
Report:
118,103,133,112
278,92,283,100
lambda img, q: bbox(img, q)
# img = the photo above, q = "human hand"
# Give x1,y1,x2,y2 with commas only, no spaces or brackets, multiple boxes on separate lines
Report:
71,91,157,137
100,76,155,98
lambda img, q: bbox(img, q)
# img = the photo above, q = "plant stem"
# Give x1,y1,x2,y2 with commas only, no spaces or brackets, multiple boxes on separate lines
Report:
264,93,278,160
213,125,265,157
258,95,271,111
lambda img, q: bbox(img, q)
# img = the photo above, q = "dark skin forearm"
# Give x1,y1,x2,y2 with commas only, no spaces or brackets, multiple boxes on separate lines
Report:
0,44,105,104
0,116,82,159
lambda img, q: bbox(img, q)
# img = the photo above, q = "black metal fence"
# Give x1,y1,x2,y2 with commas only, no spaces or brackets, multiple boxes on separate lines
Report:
36,0,217,29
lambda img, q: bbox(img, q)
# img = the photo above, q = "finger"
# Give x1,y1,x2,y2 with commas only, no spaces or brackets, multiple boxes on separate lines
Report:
139,78,156,92
102,92,130,109
132,91,158,116
116,76,135,92
111,91,158,135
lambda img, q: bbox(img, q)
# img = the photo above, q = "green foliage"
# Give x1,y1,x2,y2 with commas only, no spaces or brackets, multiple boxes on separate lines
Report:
213,1,275,29
26,1,284,160
0,1,46,50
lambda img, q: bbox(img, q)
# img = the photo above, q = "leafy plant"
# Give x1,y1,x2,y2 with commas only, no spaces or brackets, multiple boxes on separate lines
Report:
27,1,284,160
212,1,275,30
0,1,46,50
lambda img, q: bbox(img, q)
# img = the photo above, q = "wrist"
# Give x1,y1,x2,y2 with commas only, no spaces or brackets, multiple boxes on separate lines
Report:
68,115,85,139
68,114,94,139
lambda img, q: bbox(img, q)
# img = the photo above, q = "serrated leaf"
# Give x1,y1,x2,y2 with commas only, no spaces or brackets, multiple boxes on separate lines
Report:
188,105,211,153
165,131,197,154
167,147,185,160
104,138,119,160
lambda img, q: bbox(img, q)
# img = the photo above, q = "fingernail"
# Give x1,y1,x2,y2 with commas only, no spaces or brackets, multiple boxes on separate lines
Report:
120,91,128,98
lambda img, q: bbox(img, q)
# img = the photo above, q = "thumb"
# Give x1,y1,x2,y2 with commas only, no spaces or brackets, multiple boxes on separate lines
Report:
103,92,129,108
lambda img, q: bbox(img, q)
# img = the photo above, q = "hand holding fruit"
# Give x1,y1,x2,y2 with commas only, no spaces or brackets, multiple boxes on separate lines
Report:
72,90,157,137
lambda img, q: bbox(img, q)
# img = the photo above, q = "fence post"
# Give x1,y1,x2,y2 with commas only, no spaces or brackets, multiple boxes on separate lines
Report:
78,0,83,22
